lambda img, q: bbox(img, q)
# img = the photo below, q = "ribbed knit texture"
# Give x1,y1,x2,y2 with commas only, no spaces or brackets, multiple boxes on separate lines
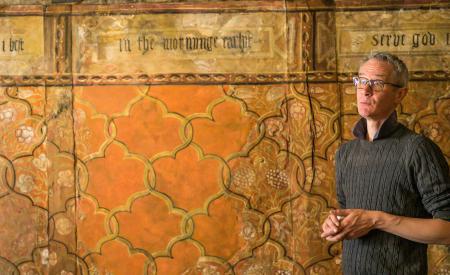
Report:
336,124,450,275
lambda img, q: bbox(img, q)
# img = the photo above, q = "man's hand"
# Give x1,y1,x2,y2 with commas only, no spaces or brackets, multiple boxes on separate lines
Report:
322,209,378,242
320,210,343,239
321,209,450,244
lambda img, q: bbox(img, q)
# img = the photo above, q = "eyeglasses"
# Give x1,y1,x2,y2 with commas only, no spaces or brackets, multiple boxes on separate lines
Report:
353,76,403,92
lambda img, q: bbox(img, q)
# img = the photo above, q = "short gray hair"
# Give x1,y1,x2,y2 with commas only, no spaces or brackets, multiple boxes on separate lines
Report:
361,52,409,88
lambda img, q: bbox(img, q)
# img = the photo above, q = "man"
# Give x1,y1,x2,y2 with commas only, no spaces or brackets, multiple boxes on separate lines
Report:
321,52,450,274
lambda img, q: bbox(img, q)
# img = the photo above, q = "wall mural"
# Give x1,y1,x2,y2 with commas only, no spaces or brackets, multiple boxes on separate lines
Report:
0,2,448,275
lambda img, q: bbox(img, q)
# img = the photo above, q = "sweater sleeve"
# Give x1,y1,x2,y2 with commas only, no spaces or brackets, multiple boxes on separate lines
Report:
410,137,450,221
335,147,346,209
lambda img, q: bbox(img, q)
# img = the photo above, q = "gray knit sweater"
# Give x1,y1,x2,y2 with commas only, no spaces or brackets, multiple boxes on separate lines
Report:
336,116,450,275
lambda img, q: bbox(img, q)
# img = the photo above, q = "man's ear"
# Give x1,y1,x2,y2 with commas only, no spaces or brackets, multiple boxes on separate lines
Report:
395,87,408,104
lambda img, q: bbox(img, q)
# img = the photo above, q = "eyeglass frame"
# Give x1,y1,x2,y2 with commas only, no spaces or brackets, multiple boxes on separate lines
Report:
352,76,404,91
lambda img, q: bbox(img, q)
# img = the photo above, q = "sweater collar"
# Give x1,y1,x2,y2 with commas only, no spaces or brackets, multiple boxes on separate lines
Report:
352,111,399,140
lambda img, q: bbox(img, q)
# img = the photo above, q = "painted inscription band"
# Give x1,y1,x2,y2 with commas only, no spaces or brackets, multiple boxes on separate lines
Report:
0,17,45,76
72,13,292,75
336,10,450,72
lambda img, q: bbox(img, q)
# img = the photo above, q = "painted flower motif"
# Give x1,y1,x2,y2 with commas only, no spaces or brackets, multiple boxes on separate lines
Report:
424,122,442,142
305,167,326,186
0,107,16,122
16,125,34,144
275,218,292,244
200,265,220,275
310,265,327,275
266,119,284,137
241,221,256,241
291,204,319,226
275,270,292,275
61,270,74,275
17,89,34,99
32,153,51,172
56,170,74,187
244,264,266,275
266,169,289,189
56,216,74,236
290,102,306,119
17,174,34,193
312,120,324,138
41,248,49,265
232,166,256,188
49,251,58,266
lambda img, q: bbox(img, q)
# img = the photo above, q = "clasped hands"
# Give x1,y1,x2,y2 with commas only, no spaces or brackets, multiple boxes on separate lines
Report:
321,209,379,242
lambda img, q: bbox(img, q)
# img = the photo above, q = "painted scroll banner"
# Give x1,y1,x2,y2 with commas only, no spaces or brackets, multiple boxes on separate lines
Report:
336,9,450,72
72,12,297,76
0,16,45,76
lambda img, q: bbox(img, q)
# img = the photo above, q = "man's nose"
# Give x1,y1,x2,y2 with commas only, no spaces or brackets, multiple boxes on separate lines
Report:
361,84,373,96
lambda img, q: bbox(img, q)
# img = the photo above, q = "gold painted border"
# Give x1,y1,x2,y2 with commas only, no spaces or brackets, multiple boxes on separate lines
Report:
0,71,447,87
0,2,449,16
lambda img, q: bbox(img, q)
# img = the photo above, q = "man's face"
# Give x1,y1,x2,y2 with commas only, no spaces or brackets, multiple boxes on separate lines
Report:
356,59,406,122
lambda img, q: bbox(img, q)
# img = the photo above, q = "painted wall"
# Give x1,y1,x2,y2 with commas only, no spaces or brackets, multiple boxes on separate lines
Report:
0,1,448,274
